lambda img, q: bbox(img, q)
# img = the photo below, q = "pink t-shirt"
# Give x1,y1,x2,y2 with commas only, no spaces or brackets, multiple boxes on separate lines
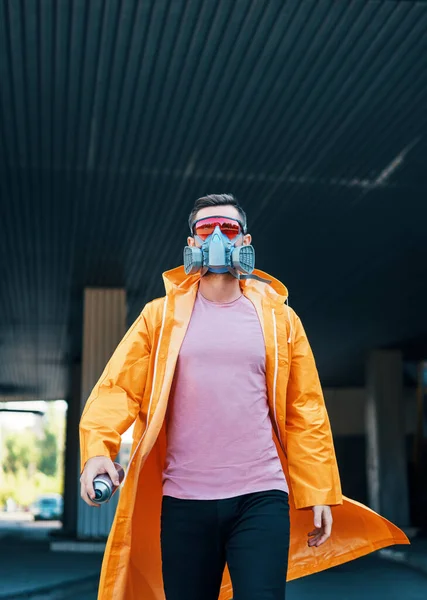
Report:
162,290,288,500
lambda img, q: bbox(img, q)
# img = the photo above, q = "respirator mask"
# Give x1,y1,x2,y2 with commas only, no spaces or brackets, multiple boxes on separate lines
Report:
183,215,271,283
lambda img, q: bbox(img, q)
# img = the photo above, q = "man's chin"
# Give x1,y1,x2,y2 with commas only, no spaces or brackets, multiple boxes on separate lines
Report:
203,270,233,279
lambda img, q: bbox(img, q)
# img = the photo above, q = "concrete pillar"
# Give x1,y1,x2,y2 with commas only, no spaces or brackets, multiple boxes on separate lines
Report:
77,288,126,539
61,362,81,538
366,350,410,526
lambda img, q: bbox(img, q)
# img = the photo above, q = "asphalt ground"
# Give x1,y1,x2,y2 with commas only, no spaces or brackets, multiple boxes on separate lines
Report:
0,514,425,600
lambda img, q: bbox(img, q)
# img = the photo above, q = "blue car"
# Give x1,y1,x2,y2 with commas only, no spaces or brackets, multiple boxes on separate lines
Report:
31,494,63,521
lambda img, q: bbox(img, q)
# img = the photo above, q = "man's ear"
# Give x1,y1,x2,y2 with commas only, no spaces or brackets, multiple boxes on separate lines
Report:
187,236,195,247
243,233,252,246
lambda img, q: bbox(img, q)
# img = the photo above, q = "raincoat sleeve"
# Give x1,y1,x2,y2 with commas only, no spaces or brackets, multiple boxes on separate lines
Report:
79,307,151,473
285,313,343,510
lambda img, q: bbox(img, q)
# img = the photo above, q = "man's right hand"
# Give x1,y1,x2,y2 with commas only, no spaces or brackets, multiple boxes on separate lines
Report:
80,456,120,507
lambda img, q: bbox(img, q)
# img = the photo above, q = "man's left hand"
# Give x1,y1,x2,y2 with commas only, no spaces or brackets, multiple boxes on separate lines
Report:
308,505,332,547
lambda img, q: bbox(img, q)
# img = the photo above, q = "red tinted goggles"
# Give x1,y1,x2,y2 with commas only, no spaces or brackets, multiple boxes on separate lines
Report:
192,216,244,241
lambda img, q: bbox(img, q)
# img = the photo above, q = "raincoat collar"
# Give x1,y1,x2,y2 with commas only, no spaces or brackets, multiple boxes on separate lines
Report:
162,265,289,307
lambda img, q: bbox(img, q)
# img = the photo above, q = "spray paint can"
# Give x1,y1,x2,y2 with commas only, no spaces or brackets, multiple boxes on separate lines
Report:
91,462,125,504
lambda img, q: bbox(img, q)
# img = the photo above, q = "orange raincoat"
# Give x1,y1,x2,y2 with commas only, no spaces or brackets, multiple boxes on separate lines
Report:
80,266,409,600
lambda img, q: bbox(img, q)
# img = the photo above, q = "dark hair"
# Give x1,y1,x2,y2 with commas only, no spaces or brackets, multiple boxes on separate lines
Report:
188,193,247,234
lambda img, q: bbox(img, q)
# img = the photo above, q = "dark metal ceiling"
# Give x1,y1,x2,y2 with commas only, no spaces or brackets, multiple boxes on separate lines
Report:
0,0,426,399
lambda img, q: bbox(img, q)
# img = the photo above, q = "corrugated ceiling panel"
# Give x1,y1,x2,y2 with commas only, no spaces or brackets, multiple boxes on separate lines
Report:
0,0,425,397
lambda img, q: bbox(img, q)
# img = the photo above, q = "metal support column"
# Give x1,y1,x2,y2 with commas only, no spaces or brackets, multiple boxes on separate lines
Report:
77,288,126,539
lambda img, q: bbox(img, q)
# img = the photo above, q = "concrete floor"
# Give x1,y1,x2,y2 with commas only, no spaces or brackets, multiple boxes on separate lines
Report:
287,554,427,600
78,555,427,600
1,515,426,600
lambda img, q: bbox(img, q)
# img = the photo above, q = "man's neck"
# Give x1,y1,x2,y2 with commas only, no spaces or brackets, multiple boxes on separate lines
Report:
198,272,242,303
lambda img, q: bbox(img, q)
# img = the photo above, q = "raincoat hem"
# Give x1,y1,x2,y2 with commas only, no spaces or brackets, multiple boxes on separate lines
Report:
286,535,410,581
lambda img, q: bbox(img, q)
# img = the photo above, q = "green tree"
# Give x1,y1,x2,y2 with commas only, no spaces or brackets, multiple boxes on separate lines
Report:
36,428,58,477
3,433,33,475
0,402,65,508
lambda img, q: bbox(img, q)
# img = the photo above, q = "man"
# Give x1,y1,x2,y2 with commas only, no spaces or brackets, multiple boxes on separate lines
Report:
80,194,409,600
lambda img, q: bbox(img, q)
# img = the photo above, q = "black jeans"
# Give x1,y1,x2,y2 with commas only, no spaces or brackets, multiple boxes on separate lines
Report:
160,489,290,600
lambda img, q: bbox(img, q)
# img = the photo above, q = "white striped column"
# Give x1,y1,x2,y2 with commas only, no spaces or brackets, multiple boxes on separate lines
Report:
77,288,126,539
